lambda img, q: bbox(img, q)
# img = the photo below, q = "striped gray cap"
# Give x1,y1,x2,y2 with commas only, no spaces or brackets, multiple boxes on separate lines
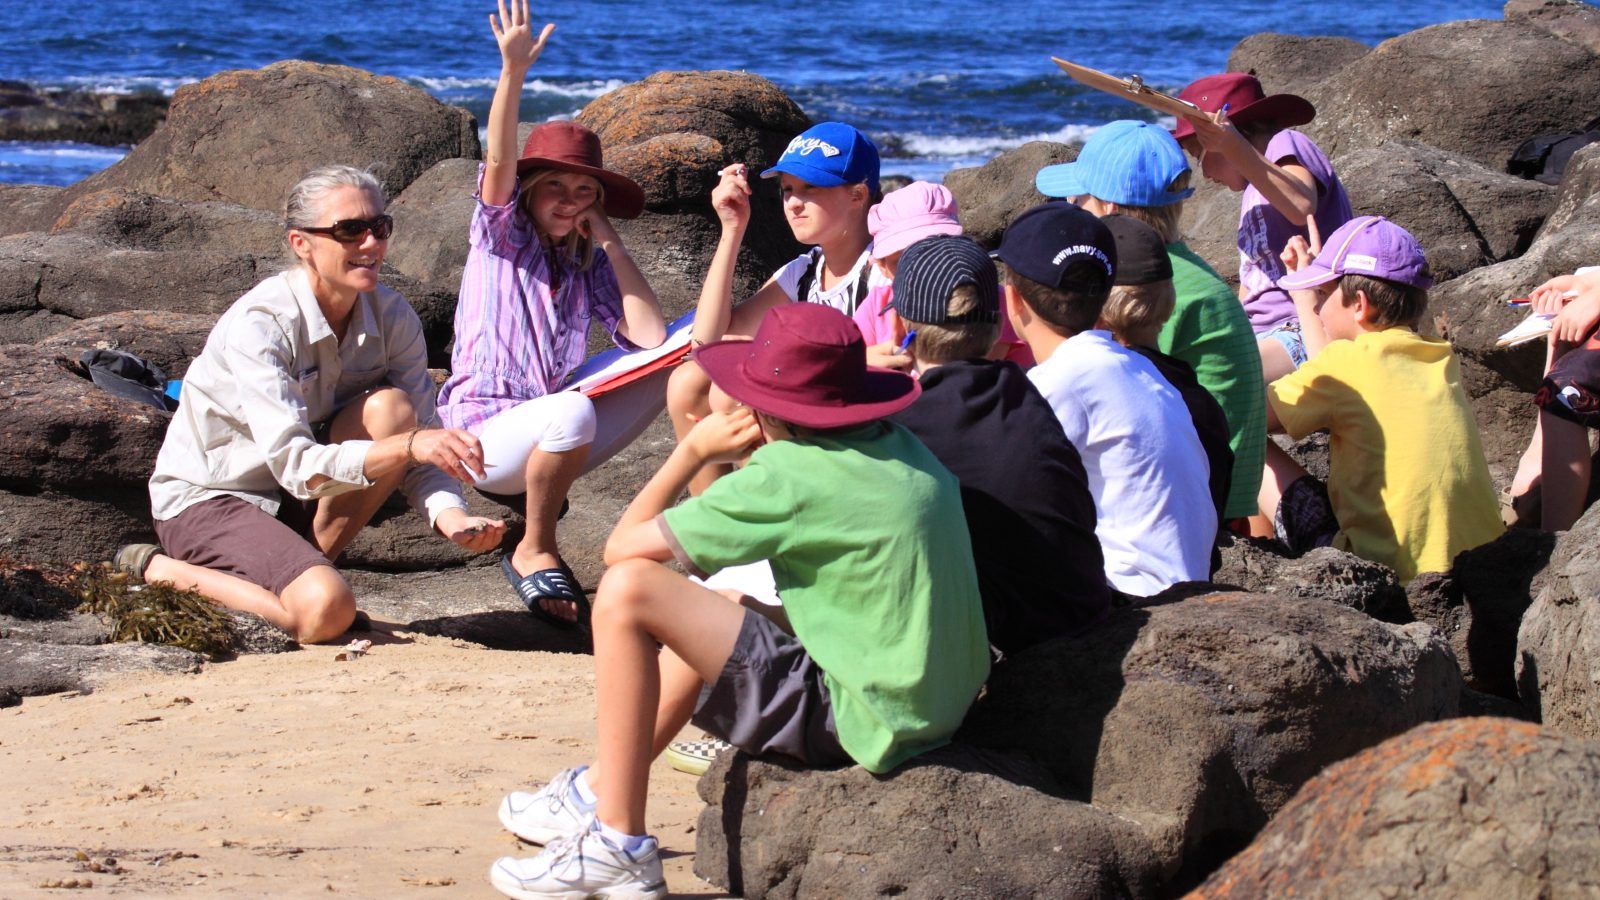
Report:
889,235,1000,326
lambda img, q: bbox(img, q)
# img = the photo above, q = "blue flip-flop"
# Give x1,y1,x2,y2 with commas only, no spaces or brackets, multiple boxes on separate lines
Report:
501,554,590,629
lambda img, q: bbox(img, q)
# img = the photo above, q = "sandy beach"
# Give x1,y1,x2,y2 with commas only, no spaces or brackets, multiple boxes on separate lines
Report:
0,566,724,898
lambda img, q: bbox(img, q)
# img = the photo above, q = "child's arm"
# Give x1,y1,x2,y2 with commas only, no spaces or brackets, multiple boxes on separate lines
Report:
483,0,555,208
582,209,667,348
692,165,790,344
604,408,763,564
1280,226,1332,359
1191,109,1317,226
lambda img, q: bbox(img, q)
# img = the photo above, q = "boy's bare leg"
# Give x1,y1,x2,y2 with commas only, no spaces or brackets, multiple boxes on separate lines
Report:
1257,441,1310,523
586,558,748,835
1540,409,1592,531
314,387,417,560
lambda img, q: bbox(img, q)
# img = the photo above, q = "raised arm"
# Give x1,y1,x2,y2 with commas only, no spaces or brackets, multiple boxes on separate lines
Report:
692,164,756,345
483,0,555,208
1191,109,1317,226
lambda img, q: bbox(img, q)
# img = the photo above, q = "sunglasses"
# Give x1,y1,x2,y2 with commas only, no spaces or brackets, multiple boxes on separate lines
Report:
297,215,393,243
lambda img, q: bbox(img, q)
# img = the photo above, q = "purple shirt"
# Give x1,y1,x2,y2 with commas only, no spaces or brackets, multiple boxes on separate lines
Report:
437,170,636,433
1237,130,1353,332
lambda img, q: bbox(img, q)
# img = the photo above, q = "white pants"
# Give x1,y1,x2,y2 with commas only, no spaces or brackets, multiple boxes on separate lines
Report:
471,368,671,494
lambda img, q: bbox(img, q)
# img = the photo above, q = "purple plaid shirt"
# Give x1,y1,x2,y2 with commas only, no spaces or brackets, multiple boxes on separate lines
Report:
437,169,636,433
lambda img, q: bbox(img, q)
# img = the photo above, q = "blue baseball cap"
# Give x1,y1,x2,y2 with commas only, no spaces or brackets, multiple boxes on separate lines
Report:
761,122,880,194
1035,120,1195,208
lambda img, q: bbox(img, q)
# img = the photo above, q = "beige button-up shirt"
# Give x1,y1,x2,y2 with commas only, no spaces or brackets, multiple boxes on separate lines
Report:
150,268,467,527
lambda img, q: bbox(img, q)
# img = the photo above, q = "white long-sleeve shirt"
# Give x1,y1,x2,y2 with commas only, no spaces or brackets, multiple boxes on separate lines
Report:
150,267,466,527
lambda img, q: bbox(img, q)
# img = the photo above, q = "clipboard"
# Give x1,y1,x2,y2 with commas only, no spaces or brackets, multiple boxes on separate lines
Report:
1051,57,1209,125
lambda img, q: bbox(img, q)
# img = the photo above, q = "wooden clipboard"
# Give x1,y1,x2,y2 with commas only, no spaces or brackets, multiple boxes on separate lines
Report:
1051,57,1208,125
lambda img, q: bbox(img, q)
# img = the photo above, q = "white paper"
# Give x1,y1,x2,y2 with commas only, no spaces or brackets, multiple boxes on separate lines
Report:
564,310,697,394
1497,310,1555,347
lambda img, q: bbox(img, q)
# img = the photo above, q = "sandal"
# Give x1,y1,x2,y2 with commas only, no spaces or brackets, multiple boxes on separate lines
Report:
501,554,590,629
113,543,161,583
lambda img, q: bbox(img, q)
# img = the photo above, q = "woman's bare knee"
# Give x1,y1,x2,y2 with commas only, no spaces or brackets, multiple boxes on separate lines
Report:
279,566,356,643
362,387,417,439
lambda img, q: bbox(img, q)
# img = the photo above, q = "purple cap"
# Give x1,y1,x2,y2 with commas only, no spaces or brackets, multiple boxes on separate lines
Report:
1278,216,1433,292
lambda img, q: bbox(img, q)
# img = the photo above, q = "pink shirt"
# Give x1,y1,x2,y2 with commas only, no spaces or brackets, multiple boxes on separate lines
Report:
437,169,635,433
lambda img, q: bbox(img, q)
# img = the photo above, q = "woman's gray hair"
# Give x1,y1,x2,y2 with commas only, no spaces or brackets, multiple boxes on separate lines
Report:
284,164,385,232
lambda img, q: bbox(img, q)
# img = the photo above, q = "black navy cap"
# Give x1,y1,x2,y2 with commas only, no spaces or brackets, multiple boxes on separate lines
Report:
1102,214,1173,286
991,201,1117,292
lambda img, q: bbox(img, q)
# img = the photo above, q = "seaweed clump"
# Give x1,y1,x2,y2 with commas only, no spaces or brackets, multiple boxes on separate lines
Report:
68,562,236,659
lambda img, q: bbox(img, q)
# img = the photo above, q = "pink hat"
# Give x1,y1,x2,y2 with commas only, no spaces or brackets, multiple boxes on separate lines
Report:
691,303,920,429
867,181,963,260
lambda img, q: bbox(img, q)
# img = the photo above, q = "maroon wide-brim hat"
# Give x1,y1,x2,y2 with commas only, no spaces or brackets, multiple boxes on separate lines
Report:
516,120,645,219
692,303,920,430
1171,72,1315,141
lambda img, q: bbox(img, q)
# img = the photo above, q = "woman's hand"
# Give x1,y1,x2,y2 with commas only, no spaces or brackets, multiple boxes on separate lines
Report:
683,407,763,465
436,508,506,553
710,163,752,233
1552,289,1600,344
490,0,554,72
408,428,488,482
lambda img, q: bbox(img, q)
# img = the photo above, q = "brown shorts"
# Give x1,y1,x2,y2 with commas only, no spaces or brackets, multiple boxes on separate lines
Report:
154,493,331,596
690,607,850,768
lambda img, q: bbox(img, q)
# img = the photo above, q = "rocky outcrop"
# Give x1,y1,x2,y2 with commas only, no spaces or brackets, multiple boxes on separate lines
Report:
1191,718,1600,899
1336,142,1554,282
64,62,479,213
385,158,481,294
1224,34,1370,99
1212,538,1410,622
694,746,1162,899
700,592,1461,897
945,141,1078,248
1517,503,1600,737
0,640,204,698
1540,141,1600,235
0,184,68,238
1506,0,1600,54
0,80,168,146
1304,14,1600,170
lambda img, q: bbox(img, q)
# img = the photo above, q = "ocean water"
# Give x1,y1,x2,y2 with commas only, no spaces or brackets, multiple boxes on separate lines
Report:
0,0,1508,187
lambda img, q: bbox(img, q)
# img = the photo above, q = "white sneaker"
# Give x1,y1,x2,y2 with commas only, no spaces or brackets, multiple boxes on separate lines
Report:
489,823,666,899
499,766,595,845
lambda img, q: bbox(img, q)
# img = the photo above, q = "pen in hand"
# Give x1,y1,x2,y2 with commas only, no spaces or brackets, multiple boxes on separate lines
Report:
897,330,917,355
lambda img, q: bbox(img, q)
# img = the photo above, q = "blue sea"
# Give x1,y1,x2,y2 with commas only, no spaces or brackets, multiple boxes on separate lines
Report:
0,0,1509,187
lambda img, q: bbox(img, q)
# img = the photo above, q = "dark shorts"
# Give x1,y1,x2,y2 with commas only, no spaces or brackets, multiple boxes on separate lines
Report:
154,493,331,596
690,607,850,768
1273,475,1339,554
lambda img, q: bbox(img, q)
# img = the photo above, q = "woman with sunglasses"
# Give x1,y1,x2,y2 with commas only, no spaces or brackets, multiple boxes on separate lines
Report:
435,0,666,627
122,164,506,644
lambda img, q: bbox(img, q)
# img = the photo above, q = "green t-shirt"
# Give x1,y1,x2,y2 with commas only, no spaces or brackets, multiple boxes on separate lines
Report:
661,422,989,774
1158,242,1268,519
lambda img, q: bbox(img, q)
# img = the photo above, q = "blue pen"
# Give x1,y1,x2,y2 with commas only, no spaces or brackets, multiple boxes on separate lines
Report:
1221,102,1230,115
897,330,917,354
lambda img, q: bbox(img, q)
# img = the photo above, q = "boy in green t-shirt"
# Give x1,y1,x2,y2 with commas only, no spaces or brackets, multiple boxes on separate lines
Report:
1262,216,1503,584
487,302,989,899
1036,119,1267,522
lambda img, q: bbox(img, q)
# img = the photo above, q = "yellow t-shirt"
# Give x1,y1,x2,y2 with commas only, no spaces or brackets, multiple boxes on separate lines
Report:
1269,328,1504,583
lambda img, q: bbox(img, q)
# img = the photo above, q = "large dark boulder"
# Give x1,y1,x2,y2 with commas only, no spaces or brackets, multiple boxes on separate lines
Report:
50,188,285,257
694,746,1162,899
1539,140,1600,236
0,639,203,699
1336,142,1553,283
1506,0,1600,54
945,141,1077,248
960,592,1459,888
385,157,480,294
1517,502,1600,737
1225,34,1370,99
63,61,479,213
1305,17,1600,170
1191,718,1600,898
1176,176,1239,288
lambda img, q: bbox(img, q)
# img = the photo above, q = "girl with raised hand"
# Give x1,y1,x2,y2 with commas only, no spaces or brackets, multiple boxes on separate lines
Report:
436,0,666,627
665,121,885,493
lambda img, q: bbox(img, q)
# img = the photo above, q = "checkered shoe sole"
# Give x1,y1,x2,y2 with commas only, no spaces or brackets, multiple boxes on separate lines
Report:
664,738,732,776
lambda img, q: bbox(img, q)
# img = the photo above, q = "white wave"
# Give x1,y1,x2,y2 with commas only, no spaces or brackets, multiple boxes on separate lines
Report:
0,141,128,160
888,123,1100,158
406,75,625,99
43,75,196,95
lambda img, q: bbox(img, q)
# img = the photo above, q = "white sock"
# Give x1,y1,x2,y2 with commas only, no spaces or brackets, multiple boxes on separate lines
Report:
595,819,650,853
573,769,598,807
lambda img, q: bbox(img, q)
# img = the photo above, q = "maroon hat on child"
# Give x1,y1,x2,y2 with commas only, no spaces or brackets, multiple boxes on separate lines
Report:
516,121,645,219
1171,73,1315,141
692,303,921,429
